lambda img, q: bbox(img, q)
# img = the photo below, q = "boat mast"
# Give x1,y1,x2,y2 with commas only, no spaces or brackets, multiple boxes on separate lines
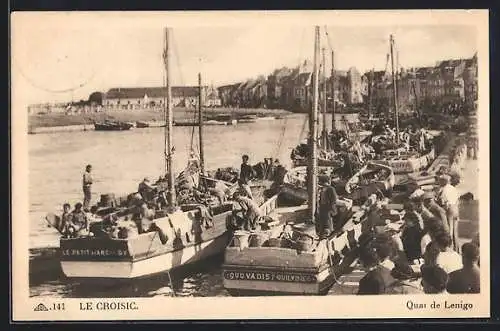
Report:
308,26,320,224
164,27,176,206
321,47,327,148
198,72,205,174
331,50,336,133
389,34,400,144
368,69,374,118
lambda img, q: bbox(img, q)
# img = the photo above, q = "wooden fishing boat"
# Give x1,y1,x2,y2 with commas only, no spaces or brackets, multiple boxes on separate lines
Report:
222,27,372,296
94,120,134,131
342,161,395,202
377,148,435,174
59,198,234,280
173,121,198,127
55,28,244,281
238,114,258,123
222,200,368,296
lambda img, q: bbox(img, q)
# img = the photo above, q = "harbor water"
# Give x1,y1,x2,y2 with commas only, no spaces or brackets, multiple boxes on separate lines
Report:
28,115,479,297
29,115,310,297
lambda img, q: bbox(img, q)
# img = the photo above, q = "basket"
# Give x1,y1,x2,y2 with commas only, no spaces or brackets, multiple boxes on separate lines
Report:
100,193,116,208
295,235,314,252
248,232,270,247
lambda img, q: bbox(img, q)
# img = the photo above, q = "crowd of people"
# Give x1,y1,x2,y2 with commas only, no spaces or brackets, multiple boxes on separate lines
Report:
357,230,480,294
55,154,287,240
354,165,479,295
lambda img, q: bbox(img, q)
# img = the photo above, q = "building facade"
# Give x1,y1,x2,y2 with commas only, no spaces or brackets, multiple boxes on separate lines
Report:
101,86,220,110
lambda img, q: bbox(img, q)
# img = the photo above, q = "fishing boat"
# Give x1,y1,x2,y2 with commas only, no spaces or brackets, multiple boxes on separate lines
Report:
55,28,250,281
173,120,197,127
210,114,237,125
136,121,150,128
291,142,345,168
342,162,395,202
238,114,258,123
367,35,437,174
94,120,134,131
222,27,371,296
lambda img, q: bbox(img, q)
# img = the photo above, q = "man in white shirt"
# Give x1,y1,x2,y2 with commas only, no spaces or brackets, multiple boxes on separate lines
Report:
434,230,463,274
436,174,460,250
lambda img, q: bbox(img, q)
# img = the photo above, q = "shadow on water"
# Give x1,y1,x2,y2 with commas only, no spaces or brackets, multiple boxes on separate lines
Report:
29,254,228,298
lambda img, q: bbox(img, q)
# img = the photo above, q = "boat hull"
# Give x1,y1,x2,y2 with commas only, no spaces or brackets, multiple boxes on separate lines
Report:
61,231,231,280
222,205,366,296
376,148,435,174
222,265,338,296
94,123,133,131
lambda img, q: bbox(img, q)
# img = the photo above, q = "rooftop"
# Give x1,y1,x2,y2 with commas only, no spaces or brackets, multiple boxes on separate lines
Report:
105,86,202,99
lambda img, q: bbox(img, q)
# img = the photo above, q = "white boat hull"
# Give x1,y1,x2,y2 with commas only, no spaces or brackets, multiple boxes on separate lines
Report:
61,232,230,279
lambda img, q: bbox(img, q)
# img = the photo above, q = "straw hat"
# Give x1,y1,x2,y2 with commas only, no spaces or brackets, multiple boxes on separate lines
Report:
409,188,425,200
422,191,435,200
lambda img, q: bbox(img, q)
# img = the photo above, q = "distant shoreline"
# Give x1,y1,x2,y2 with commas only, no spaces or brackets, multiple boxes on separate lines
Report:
28,108,294,131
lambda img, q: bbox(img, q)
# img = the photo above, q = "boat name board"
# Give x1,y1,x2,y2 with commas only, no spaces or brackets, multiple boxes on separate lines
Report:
223,270,316,283
61,248,129,257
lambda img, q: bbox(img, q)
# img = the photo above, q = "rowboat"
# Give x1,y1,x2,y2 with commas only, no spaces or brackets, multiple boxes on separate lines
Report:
135,121,150,128
94,120,134,131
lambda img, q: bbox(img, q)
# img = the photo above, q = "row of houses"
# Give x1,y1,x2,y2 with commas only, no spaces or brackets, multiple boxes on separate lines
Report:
364,53,478,115
28,54,477,115
217,60,364,112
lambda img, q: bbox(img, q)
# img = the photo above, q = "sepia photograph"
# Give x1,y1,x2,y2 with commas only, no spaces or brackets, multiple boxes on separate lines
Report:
11,10,489,320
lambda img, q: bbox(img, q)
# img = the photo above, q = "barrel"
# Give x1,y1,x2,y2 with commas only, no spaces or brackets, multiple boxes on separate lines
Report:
295,235,314,252
100,193,116,208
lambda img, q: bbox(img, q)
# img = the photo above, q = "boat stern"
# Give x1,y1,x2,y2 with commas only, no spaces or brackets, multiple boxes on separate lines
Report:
222,246,330,296
59,237,134,279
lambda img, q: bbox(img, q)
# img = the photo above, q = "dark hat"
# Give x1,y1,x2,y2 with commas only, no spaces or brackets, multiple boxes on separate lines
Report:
461,242,480,261
75,202,83,209
421,265,449,292
318,175,331,185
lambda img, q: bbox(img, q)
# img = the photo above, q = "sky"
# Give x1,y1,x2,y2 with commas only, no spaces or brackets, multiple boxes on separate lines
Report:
11,12,480,108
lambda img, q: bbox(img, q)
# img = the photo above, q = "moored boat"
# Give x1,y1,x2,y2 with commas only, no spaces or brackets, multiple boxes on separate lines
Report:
375,148,435,174
94,120,134,131
222,199,368,296
136,121,150,128
342,161,395,202
222,27,372,296
238,114,258,123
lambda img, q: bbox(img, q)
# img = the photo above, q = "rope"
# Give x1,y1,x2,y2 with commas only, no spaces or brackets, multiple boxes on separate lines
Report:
324,27,334,54
171,31,195,157
298,114,308,144
272,115,289,160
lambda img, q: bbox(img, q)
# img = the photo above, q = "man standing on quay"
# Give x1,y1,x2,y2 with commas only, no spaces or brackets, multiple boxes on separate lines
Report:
82,164,93,211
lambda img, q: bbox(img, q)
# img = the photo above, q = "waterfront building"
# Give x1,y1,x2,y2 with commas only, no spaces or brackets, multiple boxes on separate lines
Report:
101,86,220,110
347,67,363,105
363,54,478,116
463,53,478,107
267,67,295,109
